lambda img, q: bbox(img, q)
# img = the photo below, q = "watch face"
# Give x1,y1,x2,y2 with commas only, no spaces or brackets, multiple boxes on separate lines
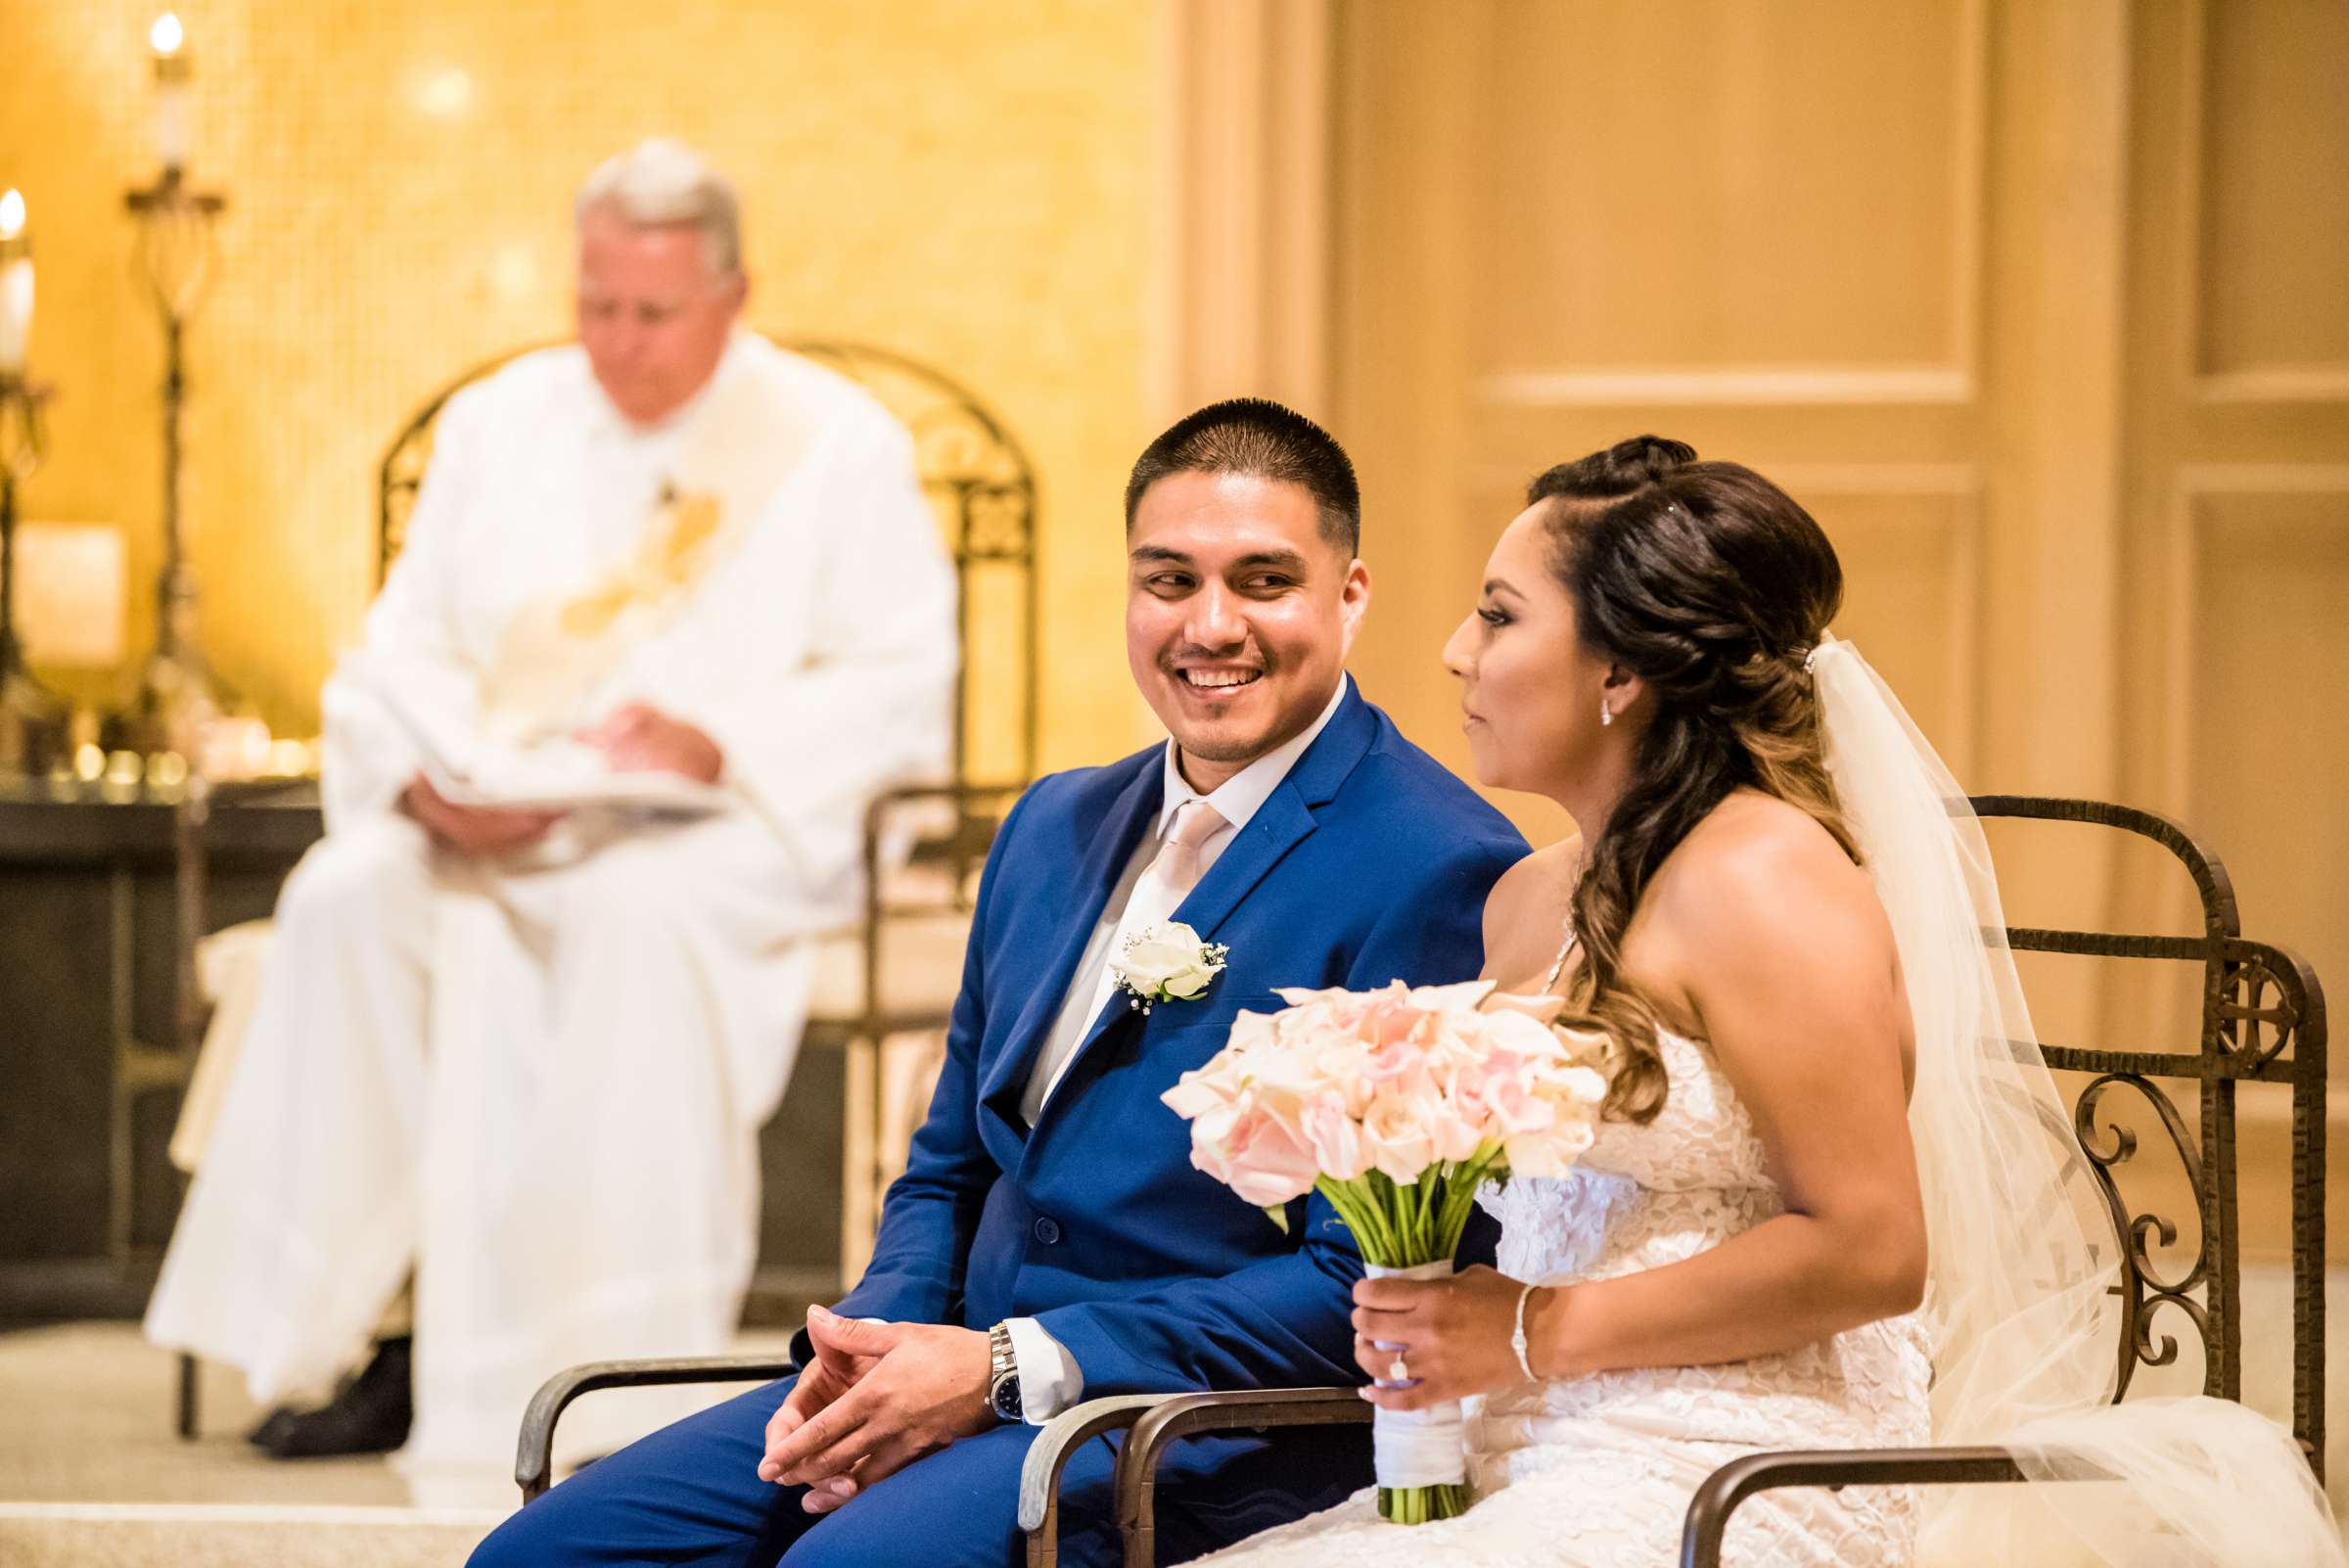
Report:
990,1372,1022,1422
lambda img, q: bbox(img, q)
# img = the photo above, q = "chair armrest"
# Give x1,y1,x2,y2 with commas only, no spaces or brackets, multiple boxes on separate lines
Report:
515,1356,800,1502
866,781,1019,860
1679,1446,2028,1568
1018,1395,1184,1568
1115,1388,1368,1568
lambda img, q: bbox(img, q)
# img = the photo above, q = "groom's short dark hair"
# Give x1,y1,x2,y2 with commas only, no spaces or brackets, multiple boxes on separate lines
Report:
1125,397,1361,558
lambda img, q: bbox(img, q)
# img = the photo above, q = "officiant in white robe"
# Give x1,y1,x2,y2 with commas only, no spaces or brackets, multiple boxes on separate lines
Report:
143,140,957,1479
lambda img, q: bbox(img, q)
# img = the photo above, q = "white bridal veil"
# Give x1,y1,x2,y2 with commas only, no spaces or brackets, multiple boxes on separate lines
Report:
1808,635,2342,1568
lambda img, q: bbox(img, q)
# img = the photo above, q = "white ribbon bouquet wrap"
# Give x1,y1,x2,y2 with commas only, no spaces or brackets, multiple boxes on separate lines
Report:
1163,980,1609,1523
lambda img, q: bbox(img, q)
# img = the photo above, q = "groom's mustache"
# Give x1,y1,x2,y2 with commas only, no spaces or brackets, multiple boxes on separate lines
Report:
1163,647,1267,671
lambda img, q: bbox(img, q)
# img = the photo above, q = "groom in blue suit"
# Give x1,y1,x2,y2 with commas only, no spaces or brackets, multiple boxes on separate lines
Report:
472,399,1527,1567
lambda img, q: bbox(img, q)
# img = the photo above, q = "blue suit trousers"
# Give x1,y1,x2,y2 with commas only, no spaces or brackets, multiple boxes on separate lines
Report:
469,1372,1365,1568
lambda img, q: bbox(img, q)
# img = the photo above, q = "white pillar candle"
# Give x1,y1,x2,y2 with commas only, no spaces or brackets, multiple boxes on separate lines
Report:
0,189,30,376
150,14,192,171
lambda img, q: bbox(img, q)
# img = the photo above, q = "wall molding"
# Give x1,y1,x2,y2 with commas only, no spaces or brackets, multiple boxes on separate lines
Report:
2193,368,2349,407
1475,366,1976,408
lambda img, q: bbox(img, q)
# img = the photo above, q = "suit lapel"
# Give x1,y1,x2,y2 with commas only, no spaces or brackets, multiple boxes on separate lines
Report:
1162,785,1313,945
1030,685,1384,1125
979,758,1164,1129
1174,683,1379,943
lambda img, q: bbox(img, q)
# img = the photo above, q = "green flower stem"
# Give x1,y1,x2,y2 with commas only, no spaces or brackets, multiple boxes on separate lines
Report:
1321,1152,1506,1270
1377,1483,1469,1524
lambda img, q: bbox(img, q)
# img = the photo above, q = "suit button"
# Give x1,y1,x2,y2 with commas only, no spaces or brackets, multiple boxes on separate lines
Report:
1033,1217,1062,1245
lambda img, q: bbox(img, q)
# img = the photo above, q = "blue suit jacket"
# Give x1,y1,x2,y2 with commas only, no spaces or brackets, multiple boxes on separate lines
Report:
831,684,1527,1403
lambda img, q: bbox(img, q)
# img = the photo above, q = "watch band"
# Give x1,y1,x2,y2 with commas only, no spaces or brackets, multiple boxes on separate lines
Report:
987,1321,1023,1422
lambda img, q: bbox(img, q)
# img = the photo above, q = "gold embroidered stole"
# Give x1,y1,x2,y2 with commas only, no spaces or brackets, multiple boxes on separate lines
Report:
478,350,813,743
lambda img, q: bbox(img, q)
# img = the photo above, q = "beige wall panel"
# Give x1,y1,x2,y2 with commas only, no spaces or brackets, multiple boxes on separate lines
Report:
1353,466,1575,849
1333,2,1488,770
1150,0,1335,423
2185,483,2349,1073
1470,0,1981,380
2193,0,2349,394
2112,4,2346,1235
1785,481,1976,774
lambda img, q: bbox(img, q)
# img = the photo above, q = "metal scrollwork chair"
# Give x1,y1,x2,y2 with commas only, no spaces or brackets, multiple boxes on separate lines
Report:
1030,796,2326,1568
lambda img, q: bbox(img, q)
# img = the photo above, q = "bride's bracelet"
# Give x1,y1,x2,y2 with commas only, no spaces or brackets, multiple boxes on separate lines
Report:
1511,1279,1543,1380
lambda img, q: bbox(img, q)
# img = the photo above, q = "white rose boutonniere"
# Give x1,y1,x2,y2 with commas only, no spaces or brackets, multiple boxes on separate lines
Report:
1111,921,1230,1014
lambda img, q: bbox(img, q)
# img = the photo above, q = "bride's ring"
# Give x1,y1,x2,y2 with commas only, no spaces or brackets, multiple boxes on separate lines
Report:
1387,1354,1409,1382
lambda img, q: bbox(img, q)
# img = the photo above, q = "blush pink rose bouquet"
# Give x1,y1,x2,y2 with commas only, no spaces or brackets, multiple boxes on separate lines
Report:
1161,979,1610,1523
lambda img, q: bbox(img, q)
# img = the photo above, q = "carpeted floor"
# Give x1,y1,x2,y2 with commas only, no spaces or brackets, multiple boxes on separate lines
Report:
0,1321,413,1509
2,1269,2340,1561
0,1318,795,1565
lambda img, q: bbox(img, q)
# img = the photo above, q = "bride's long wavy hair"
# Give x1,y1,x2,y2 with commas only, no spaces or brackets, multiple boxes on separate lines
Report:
1535,436,1857,1122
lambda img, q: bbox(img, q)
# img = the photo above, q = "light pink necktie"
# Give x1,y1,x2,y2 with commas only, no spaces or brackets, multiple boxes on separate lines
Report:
1146,799,1228,904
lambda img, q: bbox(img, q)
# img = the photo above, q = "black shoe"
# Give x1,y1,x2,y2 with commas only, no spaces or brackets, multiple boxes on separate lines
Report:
245,1407,299,1450
258,1336,413,1459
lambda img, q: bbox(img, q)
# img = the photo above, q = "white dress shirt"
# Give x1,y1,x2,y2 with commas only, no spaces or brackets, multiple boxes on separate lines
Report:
1002,676,1351,1421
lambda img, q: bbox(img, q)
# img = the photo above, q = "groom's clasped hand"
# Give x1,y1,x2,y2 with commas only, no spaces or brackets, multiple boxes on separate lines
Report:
759,1305,994,1512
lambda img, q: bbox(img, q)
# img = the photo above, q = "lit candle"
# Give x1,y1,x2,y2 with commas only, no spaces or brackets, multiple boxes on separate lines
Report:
0,189,30,376
150,14,192,172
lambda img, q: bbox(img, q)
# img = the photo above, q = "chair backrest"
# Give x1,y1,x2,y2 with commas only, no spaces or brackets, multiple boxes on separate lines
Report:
1974,796,2327,1481
377,335,1039,792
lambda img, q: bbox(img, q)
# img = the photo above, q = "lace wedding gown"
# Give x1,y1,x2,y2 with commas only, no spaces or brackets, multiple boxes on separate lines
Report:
1196,1030,1931,1568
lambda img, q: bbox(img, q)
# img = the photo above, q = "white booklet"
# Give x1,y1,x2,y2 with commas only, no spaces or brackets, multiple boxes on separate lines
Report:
348,656,730,816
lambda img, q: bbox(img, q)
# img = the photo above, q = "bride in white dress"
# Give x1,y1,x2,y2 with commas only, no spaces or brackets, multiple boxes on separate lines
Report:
1200,437,2341,1568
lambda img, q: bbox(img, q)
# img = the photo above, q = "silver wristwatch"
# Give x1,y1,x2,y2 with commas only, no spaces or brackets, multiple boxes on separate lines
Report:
986,1321,1023,1422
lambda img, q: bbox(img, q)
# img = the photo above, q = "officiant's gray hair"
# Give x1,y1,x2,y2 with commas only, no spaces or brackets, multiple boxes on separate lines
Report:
576,139,743,281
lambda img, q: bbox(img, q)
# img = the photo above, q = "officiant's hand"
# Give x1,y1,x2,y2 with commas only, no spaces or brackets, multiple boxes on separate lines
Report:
399,774,564,857
1352,1263,1538,1410
577,702,723,782
757,1306,992,1509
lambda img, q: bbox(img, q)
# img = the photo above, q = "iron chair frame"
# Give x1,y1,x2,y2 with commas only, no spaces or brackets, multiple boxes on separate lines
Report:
513,796,2326,1564
172,336,1036,1439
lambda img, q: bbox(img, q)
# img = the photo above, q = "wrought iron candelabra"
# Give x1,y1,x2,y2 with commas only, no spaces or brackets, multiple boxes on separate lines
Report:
119,165,233,755
0,370,65,775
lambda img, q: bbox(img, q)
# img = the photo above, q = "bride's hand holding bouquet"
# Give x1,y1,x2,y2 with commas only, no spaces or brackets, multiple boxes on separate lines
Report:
1347,1262,1554,1410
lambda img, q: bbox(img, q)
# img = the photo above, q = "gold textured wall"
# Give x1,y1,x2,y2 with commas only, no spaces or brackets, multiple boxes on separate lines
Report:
0,0,1159,767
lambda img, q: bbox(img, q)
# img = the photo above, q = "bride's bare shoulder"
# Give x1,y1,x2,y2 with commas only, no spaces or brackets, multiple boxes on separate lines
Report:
1482,836,1581,979
1649,790,1887,963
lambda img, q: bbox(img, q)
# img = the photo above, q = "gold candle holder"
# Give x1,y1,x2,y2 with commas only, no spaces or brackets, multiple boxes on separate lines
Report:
0,370,67,777
119,140,234,760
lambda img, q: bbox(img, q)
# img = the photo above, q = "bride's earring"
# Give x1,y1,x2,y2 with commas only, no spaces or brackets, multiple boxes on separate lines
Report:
1599,697,1614,728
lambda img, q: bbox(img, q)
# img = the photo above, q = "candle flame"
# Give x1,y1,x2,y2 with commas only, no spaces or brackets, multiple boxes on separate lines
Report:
151,13,185,57
0,190,23,240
